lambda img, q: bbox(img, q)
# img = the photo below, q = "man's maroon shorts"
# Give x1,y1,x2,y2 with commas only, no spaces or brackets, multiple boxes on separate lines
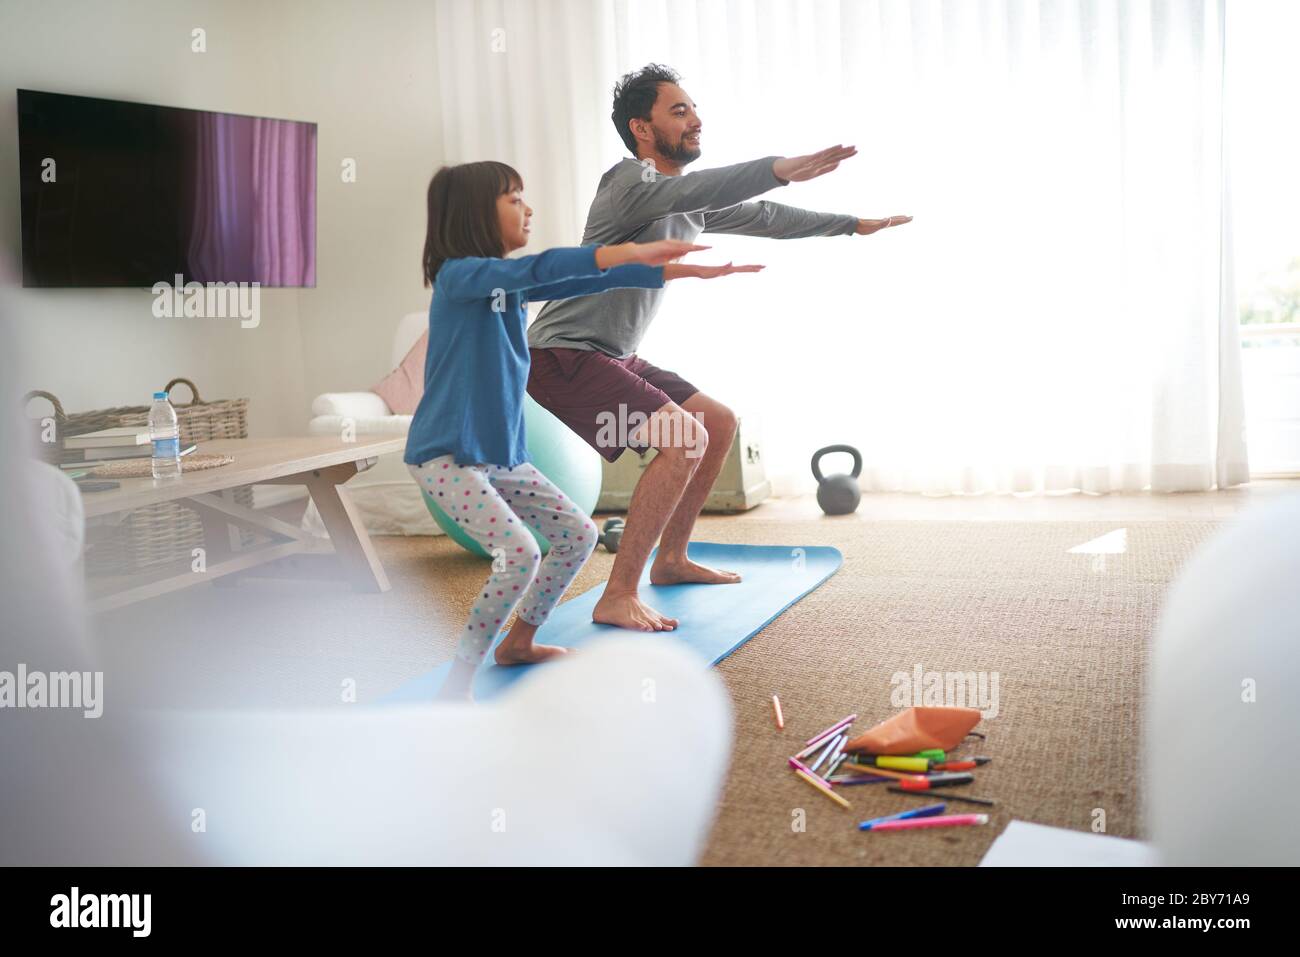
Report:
527,347,700,463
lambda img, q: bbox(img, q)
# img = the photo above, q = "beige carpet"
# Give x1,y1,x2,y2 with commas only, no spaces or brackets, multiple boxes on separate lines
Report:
379,515,1218,866
98,513,1220,866
682,517,1218,866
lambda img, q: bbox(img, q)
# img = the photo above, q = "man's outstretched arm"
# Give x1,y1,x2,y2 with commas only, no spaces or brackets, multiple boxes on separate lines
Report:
702,201,913,240
612,145,858,227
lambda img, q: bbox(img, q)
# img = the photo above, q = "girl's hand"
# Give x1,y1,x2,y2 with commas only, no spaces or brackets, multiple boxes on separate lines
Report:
664,262,765,281
595,240,710,270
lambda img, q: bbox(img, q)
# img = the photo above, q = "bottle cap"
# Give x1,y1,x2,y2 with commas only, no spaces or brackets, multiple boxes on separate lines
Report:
153,391,168,399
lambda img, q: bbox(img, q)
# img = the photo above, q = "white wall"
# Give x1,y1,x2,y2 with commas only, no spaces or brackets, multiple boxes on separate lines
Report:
0,0,441,436
276,0,442,405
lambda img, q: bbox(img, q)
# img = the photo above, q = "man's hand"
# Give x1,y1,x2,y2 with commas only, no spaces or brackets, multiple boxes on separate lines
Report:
854,215,913,235
772,145,858,184
663,262,765,281
597,240,710,269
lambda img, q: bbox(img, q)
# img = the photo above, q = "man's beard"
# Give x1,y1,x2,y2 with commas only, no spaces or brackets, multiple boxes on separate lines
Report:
653,129,701,165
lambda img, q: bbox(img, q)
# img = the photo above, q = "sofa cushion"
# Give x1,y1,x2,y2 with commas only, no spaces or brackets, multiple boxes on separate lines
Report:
311,392,392,418
307,414,412,436
372,330,427,415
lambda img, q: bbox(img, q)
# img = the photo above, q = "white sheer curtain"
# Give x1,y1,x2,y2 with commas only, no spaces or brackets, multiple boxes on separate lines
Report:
432,0,1248,495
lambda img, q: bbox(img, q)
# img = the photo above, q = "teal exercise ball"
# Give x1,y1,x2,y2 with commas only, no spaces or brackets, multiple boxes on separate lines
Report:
422,396,603,558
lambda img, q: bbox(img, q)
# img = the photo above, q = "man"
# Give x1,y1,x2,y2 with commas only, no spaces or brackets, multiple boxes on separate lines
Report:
527,64,911,632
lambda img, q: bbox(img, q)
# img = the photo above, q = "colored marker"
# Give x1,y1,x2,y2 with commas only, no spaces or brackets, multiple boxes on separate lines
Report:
772,695,785,730
810,734,843,773
801,714,858,749
858,803,947,830
826,754,848,780
826,734,847,767
856,755,932,773
788,756,832,789
888,786,996,807
934,757,991,771
897,772,975,791
913,750,946,761
828,774,891,786
839,762,928,783
867,814,989,832
794,727,853,762
794,769,852,809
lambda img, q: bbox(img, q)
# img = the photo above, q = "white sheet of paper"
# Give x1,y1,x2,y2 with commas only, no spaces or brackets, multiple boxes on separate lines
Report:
979,820,1156,867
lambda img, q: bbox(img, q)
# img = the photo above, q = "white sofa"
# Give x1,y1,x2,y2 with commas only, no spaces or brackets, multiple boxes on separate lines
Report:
303,311,439,537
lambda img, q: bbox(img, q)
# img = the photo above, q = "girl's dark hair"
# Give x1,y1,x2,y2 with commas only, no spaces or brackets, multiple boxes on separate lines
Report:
422,161,524,287
611,63,681,156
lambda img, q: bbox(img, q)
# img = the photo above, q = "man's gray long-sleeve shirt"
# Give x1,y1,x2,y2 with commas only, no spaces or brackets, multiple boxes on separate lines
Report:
526,155,858,358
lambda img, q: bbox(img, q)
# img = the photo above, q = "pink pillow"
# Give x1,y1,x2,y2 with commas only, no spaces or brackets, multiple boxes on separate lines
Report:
371,330,427,414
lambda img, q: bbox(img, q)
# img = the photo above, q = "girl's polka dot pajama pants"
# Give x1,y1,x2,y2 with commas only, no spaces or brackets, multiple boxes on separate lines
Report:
408,455,597,666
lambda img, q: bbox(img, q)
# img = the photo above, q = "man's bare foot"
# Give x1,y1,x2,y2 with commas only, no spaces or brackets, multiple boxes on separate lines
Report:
650,557,742,586
592,591,678,632
493,642,571,666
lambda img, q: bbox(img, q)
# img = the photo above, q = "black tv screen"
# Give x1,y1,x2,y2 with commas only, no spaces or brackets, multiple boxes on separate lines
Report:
17,89,316,288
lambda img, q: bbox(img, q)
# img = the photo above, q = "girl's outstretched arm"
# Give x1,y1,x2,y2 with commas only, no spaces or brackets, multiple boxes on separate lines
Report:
525,237,708,300
527,254,765,302
436,242,707,302
435,246,606,302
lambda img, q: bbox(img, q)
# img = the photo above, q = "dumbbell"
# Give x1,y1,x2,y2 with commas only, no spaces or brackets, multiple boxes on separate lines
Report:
598,517,625,553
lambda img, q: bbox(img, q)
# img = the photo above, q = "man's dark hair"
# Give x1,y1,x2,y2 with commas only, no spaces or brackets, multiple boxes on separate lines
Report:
611,63,682,156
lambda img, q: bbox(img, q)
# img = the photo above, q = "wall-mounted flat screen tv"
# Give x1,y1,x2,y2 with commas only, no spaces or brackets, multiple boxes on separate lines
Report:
17,89,316,288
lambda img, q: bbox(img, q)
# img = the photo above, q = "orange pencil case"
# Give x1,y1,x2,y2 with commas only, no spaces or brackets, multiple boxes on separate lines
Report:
843,706,981,755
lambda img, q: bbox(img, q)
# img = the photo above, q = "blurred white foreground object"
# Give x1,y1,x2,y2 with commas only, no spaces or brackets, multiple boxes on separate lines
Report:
1148,494,1300,865
151,637,732,866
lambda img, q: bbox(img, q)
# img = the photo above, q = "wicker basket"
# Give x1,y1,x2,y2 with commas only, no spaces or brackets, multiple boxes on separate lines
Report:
24,380,253,574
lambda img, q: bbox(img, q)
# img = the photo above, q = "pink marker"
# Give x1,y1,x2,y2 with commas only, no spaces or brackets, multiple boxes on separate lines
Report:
787,756,832,790
866,814,989,832
794,714,858,758
804,713,858,747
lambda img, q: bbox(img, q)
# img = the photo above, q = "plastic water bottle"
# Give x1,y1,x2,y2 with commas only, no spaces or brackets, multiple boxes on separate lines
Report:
148,391,182,480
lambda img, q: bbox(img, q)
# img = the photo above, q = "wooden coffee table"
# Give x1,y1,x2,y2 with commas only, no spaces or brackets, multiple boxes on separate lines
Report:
82,435,407,613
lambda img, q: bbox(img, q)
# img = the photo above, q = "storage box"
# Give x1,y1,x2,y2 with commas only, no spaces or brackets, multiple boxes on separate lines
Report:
596,414,770,513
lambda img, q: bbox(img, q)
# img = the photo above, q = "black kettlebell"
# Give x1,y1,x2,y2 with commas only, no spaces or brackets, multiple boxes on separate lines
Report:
599,517,625,552
811,445,862,515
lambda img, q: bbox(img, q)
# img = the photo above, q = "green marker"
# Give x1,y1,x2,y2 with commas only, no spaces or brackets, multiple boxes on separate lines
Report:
913,749,945,762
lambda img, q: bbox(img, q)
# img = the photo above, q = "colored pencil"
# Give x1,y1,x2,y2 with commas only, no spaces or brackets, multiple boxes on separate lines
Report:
794,769,852,809
772,695,785,730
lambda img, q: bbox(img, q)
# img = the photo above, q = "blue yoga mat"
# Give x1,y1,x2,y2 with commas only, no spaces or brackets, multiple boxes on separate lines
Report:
381,541,842,703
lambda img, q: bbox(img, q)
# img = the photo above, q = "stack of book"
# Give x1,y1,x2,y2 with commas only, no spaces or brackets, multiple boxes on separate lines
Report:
58,427,196,469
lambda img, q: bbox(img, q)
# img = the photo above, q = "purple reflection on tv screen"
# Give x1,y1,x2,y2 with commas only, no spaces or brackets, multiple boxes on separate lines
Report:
18,90,316,288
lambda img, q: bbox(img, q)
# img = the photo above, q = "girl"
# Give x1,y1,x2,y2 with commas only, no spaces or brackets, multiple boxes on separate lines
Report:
409,161,761,699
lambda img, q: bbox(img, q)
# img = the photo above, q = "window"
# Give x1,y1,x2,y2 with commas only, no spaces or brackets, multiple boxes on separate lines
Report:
1229,0,1300,474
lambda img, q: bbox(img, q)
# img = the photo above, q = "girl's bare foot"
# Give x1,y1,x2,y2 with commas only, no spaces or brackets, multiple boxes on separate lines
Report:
592,591,678,631
649,557,742,586
434,684,475,704
493,642,572,666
